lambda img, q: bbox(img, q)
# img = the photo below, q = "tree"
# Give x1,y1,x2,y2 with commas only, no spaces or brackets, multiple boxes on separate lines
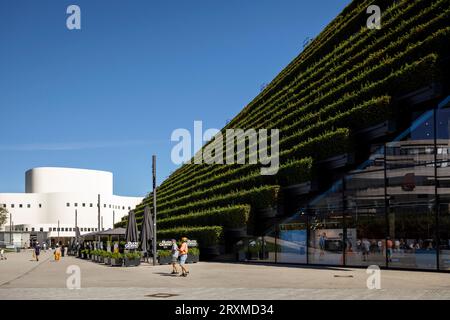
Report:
0,207,8,228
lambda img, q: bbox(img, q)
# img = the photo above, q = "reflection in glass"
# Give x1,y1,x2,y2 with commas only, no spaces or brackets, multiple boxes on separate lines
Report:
438,203,450,270
386,110,437,269
307,182,344,265
387,206,436,269
278,221,307,264
308,216,344,265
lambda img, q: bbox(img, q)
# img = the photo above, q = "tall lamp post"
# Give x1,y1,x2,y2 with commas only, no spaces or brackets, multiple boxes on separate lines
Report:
152,155,157,266
75,209,78,245
9,213,12,245
97,194,101,248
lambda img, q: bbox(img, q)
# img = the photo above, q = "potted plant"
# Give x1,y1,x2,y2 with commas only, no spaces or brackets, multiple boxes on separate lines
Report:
97,250,105,264
103,251,112,265
110,252,123,266
187,247,200,263
157,250,172,265
81,249,89,259
124,251,141,267
91,250,98,262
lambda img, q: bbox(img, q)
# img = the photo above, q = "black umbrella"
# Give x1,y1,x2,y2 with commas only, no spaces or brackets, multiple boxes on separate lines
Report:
125,210,139,244
75,226,83,244
140,206,154,253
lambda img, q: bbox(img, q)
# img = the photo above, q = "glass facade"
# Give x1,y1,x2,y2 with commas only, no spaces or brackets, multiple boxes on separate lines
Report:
240,99,450,271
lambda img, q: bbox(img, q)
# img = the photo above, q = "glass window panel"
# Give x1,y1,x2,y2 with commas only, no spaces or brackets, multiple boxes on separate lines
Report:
278,218,307,264
386,110,435,168
387,163,436,269
263,233,277,263
438,202,450,270
308,182,344,265
387,205,436,269
345,171,387,267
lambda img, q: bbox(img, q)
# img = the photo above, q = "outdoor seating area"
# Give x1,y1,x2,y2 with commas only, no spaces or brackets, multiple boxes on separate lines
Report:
70,207,200,267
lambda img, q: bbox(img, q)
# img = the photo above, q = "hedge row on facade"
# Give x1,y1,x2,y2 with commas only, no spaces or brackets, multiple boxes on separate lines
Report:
156,126,348,204
157,226,223,248
156,158,312,212
130,128,348,221
156,185,280,220
156,205,250,230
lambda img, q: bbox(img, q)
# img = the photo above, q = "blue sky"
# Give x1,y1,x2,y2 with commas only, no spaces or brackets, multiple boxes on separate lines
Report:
0,0,349,196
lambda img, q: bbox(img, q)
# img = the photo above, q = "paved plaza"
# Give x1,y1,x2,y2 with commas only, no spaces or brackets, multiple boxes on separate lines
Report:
0,251,450,300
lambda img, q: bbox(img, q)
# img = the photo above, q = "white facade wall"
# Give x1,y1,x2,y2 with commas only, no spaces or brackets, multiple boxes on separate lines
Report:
0,168,143,237
25,167,113,194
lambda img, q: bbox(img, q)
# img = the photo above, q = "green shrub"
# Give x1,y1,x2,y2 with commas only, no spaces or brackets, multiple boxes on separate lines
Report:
158,226,223,247
158,185,279,219
277,158,313,186
157,205,250,230
157,250,172,258
189,247,200,256
111,252,123,259
125,252,141,260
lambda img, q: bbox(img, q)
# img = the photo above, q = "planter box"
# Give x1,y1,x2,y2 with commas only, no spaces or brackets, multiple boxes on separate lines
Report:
124,258,141,267
98,256,105,263
158,256,172,265
91,255,97,262
104,257,111,265
110,258,123,267
186,254,199,263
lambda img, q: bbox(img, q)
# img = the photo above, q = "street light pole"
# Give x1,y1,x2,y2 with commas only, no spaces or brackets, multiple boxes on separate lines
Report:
97,194,101,247
152,155,157,266
75,209,78,247
9,213,12,245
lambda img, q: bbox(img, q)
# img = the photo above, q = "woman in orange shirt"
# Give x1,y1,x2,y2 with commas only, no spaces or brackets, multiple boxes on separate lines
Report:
178,237,189,277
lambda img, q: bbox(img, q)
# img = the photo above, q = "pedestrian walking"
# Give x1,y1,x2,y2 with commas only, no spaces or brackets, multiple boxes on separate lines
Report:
0,249,7,260
170,239,179,275
54,245,61,261
178,237,189,277
61,243,65,257
34,242,41,262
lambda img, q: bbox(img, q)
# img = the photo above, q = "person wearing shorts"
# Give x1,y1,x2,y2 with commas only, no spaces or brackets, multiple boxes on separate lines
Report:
170,239,179,275
34,242,41,261
178,237,189,277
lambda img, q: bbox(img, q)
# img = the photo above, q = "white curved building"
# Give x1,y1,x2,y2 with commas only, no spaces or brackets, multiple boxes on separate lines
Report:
0,167,143,245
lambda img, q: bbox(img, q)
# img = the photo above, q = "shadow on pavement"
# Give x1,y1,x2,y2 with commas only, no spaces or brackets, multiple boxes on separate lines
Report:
154,272,182,277
222,261,354,272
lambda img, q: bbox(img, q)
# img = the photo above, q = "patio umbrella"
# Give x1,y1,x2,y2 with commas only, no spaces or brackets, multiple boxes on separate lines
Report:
75,226,82,243
125,210,139,243
140,206,154,254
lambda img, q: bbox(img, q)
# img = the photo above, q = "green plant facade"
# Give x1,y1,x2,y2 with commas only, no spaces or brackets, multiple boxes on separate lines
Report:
116,0,450,255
